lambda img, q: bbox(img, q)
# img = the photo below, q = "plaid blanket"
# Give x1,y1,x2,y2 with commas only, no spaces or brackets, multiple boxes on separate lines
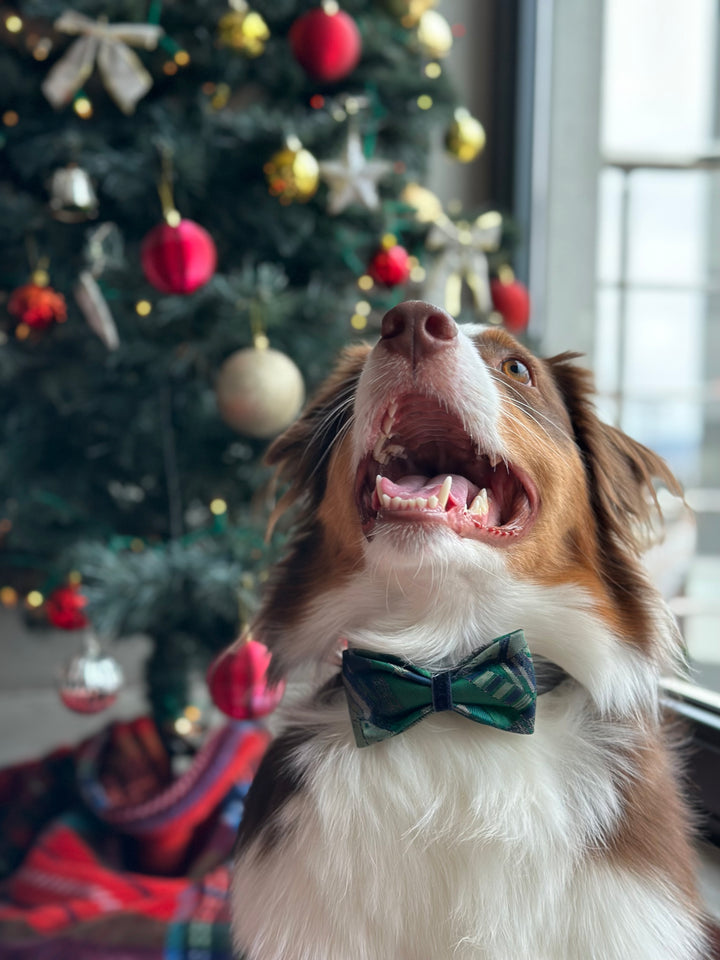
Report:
0,717,269,959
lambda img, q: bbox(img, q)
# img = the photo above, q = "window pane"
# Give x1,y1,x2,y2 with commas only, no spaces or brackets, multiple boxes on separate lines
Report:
601,0,716,155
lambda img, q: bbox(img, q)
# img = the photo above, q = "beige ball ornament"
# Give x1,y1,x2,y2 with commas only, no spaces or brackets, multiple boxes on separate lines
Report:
216,342,305,438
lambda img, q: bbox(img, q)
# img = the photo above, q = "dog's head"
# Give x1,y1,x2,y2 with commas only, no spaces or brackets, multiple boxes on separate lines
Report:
256,301,682,683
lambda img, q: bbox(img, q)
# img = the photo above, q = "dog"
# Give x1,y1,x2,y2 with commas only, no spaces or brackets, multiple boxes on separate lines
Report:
231,300,707,959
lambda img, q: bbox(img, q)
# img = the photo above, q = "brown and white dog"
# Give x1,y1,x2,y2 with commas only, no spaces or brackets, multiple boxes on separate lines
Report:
231,300,707,959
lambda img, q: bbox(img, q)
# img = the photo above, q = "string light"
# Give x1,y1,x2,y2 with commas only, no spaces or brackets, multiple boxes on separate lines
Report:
357,275,374,291
310,94,325,109
5,14,23,33
68,570,82,585
425,62,442,78
73,96,93,119
15,323,30,340
26,590,44,608
351,313,368,331
0,587,18,607
130,538,145,552
210,498,227,515
2,110,19,127
163,61,178,75
211,83,230,109
174,716,193,735
417,94,433,110
184,705,201,722
174,49,190,66
354,300,371,316
32,37,52,61
135,299,152,316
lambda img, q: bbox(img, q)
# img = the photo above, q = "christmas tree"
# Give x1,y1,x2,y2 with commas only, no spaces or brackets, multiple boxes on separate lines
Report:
0,0,508,747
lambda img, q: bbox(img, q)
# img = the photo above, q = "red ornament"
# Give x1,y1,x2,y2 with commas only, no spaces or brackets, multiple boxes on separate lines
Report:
140,219,217,295
289,6,362,83
490,274,531,334
207,636,285,720
47,583,90,630
368,244,411,287
58,635,123,714
8,282,67,330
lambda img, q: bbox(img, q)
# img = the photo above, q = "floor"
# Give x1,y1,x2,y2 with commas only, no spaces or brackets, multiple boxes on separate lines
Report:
1,606,719,920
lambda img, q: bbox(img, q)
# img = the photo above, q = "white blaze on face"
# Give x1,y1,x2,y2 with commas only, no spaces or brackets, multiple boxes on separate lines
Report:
352,323,506,474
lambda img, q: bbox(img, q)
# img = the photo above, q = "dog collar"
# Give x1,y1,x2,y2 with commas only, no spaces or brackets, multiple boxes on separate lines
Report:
341,630,567,749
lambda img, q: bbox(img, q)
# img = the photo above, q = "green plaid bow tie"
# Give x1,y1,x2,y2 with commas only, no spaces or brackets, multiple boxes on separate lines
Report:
342,630,551,748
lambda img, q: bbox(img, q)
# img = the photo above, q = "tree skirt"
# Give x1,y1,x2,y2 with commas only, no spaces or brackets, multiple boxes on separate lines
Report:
0,717,269,959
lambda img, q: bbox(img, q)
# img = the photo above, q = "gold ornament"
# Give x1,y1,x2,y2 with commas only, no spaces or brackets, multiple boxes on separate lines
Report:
264,139,319,203
416,10,453,58
445,108,486,163
217,1,269,57
385,0,437,28
216,344,305,438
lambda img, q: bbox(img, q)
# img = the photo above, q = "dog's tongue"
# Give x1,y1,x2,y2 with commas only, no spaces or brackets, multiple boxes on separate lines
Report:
389,473,476,508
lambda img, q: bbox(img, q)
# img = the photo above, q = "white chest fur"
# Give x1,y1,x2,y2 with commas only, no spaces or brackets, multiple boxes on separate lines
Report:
231,686,704,960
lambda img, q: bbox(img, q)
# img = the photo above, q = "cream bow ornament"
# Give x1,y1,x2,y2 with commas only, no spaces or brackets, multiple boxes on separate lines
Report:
42,11,164,115
424,211,502,317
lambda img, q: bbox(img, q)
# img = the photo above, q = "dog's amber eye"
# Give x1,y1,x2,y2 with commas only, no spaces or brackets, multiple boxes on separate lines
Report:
501,358,532,384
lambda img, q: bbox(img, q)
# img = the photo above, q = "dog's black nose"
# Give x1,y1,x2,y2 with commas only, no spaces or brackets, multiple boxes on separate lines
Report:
379,301,457,360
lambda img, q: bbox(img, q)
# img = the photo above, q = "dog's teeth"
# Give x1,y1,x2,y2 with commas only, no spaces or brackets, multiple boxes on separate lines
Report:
468,489,489,516
381,493,391,508
415,497,427,509
376,475,384,501
385,444,407,460
437,476,452,510
391,496,403,509
388,398,398,417
428,495,439,509
381,413,394,436
373,435,387,462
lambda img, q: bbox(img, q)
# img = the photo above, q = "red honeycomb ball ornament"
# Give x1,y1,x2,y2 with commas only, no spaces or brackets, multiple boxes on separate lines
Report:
490,274,530,334
207,637,285,720
368,243,411,287
140,219,217,295
289,5,362,83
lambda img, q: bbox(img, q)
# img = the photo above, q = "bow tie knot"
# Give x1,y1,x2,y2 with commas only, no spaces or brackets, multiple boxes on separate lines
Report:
342,630,562,748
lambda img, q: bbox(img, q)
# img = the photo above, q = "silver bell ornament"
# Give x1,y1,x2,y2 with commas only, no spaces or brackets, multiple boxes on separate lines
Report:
49,163,99,222
58,632,124,714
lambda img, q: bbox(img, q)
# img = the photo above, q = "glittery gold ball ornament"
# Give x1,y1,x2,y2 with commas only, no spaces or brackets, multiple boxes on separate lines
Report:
216,345,305,438
445,108,486,163
217,2,269,56
417,10,453,58
264,140,320,203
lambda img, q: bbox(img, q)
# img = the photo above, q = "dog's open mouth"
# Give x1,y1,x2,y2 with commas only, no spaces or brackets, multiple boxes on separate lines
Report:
355,394,538,543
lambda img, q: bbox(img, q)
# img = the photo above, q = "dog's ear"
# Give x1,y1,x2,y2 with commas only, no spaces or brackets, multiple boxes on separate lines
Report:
264,342,371,534
546,353,683,556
